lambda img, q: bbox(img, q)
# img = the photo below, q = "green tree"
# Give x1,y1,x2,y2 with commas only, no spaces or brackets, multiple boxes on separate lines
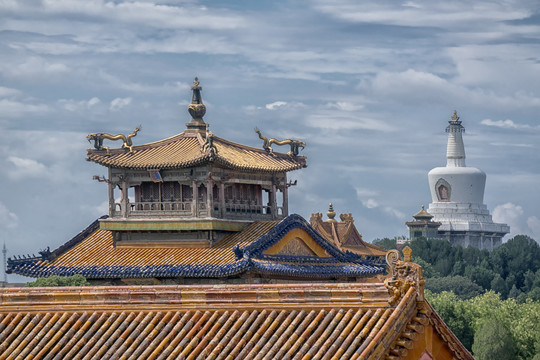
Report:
491,274,509,298
371,237,397,250
426,290,475,350
413,256,440,278
425,276,483,299
464,265,495,290
472,316,518,360
26,274,90,287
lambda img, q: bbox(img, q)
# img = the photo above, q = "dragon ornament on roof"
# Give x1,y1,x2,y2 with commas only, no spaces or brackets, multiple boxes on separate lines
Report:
87,126,141,153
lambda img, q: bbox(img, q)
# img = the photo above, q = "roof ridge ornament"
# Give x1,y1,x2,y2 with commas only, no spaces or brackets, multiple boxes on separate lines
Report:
86,126,141,153
254,128,306,157
186,77,207,132
326,203,337,222
384,247,425,305
202,124,218,159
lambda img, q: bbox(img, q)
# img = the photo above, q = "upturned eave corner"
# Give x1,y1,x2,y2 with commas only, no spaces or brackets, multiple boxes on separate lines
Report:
384,246,427,306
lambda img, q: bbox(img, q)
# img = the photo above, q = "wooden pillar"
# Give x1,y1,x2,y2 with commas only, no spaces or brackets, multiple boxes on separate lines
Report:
108,181,115,216
121,177,128,218
270,183,277,219
192,180,198,217
206,179,214,217
282,185,288,217
220,182,226,218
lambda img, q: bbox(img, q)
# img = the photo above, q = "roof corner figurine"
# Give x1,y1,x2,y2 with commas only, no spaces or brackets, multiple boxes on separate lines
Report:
87,126,141,153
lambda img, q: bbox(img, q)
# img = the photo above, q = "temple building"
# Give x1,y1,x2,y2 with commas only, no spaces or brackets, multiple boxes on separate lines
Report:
426,111,509,250
2,80,473,359
7,78,384,285
405,206,442,242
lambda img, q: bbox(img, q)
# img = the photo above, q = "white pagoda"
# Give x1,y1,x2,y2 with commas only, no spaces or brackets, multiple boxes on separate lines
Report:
427,111,509,250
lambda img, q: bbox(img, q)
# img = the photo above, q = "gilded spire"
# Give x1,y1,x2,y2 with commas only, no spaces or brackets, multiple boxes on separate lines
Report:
186,77,207,132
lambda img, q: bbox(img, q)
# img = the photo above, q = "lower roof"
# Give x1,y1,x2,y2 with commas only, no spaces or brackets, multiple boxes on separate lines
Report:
8,215,386,280
0,282,473,360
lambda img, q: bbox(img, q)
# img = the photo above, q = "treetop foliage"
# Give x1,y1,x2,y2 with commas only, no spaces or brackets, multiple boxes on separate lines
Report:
26,274,90,287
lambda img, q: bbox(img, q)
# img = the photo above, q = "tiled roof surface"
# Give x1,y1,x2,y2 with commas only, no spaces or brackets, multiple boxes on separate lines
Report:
311,217,386,257
0,283,432,360
86,132,306,172
8,215,385,279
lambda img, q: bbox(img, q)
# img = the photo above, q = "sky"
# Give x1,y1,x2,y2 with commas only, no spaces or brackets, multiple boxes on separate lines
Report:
1,0,539,282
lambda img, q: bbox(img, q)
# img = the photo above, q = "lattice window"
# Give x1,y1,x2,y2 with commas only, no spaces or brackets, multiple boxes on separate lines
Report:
182,185,192,201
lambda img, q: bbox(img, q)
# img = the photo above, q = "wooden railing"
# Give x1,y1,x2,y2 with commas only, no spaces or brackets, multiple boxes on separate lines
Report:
111,200,283,219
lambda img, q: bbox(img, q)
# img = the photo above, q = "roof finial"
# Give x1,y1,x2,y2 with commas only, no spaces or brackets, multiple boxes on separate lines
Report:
186,77,207,132
326,203,337,222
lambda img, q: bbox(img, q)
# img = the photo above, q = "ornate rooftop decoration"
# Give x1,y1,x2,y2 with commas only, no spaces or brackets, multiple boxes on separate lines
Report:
326,203,337,222
86,126,141,153
255,128,306,157
186,77,207,131
310,204,386,258
8,214,385,280
449,109,462,125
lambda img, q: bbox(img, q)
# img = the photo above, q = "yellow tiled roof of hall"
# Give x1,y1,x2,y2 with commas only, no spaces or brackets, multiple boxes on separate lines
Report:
48,221,277,268
0,283,473,360
312,219,387,257
86,132,307,172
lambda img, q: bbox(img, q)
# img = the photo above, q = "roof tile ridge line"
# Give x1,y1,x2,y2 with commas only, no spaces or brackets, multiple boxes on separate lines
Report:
213,156,302,173
330,222,341,248
359,286,418,359
311,220,331,240
213,135,288,156
130,132,187,149
239,214,351,262
425,301,475,360
43,216,108,264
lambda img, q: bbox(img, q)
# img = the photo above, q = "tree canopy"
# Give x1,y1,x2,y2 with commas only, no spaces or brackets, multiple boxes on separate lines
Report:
26,274,90,287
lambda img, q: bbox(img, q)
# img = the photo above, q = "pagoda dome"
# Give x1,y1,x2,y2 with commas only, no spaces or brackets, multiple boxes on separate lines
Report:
428,165,486,204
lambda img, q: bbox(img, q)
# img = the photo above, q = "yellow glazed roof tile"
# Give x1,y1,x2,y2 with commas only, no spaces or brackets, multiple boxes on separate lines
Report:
87,132,306,172
50,221,277,268
0,283,474,360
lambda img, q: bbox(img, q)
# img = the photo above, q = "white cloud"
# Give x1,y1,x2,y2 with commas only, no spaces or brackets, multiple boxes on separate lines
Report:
88,97,100,106
265,101,288,110
6,156,49,180
402,2,421,9
59,97,101,112
384,207,406,220
325,101,364,111
110,97,132,111
362,198,379,209
29,0,246,30
313,1,530,28
0,99,49,118
306,113,395,132
355,188,379,198
0,202,18,229
3,57,69,78
481,119,538,130
0,86,21,97
493,203,524,236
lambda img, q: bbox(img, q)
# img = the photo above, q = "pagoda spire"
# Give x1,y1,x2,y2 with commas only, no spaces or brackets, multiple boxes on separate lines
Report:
445,110,466,167
186,77,207,132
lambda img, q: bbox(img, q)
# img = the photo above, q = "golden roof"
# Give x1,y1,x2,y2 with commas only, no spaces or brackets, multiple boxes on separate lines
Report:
0,282,473,360
87,131,306,172
412,205,434,220
44,221,276,269
310,209,387,257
